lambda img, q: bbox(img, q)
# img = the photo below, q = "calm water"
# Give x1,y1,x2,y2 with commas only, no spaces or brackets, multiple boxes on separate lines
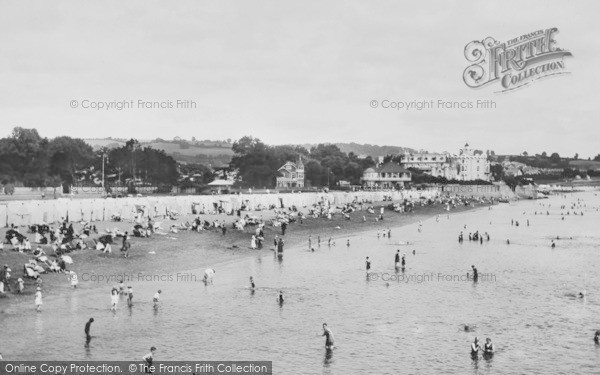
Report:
2,192,600,374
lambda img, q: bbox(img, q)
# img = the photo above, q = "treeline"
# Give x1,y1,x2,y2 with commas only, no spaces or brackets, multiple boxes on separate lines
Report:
0,127,178,191
229,136,376,188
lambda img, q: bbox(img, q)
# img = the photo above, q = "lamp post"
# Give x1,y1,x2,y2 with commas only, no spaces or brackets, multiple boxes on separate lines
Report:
101,153,107,191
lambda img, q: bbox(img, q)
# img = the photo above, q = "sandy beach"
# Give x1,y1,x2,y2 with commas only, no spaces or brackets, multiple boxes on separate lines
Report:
0,198,487,311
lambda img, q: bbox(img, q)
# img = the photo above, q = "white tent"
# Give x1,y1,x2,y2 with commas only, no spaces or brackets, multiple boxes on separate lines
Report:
0,204,7,227
7,202,31,226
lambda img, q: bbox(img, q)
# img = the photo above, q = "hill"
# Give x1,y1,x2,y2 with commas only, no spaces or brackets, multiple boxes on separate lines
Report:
85,139,416,166
84,138,233,167
298,143,417,158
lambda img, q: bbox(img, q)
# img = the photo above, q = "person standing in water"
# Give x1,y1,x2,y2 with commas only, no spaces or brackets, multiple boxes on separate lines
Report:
110,288,119,311
278,291,284,304
142,347,156,372
34,287,42,312
249,277,256,290
483,338,494,354
346,239,350,247
401,254,406,270
85,318,94,340
127,286,133,307
471,265,478,282
365,257,371,275
594,330,600,345
471,337,481,356
395,250,400,269
153,290,161,309
322,323,334,350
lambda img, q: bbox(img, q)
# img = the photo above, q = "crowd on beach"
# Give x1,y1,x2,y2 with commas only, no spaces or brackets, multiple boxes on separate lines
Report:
4,190,598,364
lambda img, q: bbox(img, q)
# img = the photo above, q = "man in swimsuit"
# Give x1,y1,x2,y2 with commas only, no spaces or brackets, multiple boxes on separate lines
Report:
471,337,481,356
278,291,284,304
84,318,94,340
142,346,156,373
365,257,371,274
127,286,133,307
395,250,400,269
471,265,478,282
322,323,334,350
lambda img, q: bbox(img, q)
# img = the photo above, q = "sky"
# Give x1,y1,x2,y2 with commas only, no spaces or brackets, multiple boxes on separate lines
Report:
1,0,598,158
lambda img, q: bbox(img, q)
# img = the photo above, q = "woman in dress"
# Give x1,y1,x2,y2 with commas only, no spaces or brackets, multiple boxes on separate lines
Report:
250,235,257,249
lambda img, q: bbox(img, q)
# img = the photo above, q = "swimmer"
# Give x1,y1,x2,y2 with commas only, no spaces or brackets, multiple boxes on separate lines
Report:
462,324,475,332
471,265,478,282
85,318,94,340
127,286,133,307
412,250,415,255
551,241,556,248
322,323,334,350
483,338,494,354
595,330,600,344
278,291,284,304
153,290,161,309
249,277,256,290
346,239,350,247
365,257,371,274
394,250,400,269
401,254,406,269
471,337,481,355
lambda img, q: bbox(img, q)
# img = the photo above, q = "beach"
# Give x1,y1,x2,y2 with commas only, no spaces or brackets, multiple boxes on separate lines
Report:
0,197,481,307
1,190,599,374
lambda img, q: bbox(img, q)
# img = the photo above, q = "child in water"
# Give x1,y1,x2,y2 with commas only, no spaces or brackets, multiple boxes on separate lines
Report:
322,323,334,350
35,287,43,312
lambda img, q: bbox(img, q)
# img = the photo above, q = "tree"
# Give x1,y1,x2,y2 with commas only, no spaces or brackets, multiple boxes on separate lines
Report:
541,151,547,158
523,151,528,156
550,152,561,163
574,153,579,160
489,164,505,181
48,136,95,184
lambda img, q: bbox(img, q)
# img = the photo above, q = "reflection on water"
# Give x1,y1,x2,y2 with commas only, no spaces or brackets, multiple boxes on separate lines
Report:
1,192,600,374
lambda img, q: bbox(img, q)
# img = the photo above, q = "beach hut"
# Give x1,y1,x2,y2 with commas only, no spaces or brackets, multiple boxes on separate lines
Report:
0,203,7,227
7,202,31,226
29,201,44,224
67,200,82,222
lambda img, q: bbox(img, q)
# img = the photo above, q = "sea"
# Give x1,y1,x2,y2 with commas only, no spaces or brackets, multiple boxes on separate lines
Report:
1,191,600,374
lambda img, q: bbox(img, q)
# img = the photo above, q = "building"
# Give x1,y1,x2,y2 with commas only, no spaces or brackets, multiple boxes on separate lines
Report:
276,157,305,188
400,151,457,179
400,143,491,181
455,143,490,181
362,163,412,189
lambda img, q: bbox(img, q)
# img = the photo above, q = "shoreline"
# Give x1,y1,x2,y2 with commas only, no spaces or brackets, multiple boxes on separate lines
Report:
0,199,490,313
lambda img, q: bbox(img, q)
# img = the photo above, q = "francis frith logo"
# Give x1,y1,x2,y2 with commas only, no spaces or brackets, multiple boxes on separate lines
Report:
463,28,572,92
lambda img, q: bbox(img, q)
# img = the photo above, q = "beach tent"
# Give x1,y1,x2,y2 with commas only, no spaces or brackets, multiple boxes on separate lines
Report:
29,201,44,223
67,200,82,222
80,200,93,222
7,202,31,226
92,199,105,221
0,204,7,227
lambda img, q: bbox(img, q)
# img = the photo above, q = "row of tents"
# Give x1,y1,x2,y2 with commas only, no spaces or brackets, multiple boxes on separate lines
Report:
0,190,440,227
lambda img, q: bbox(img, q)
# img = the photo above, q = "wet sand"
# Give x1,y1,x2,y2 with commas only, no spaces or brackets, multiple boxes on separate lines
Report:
0,200,486,310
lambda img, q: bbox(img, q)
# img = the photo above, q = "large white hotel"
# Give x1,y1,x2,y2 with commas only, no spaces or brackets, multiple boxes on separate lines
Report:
400,143,491,181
